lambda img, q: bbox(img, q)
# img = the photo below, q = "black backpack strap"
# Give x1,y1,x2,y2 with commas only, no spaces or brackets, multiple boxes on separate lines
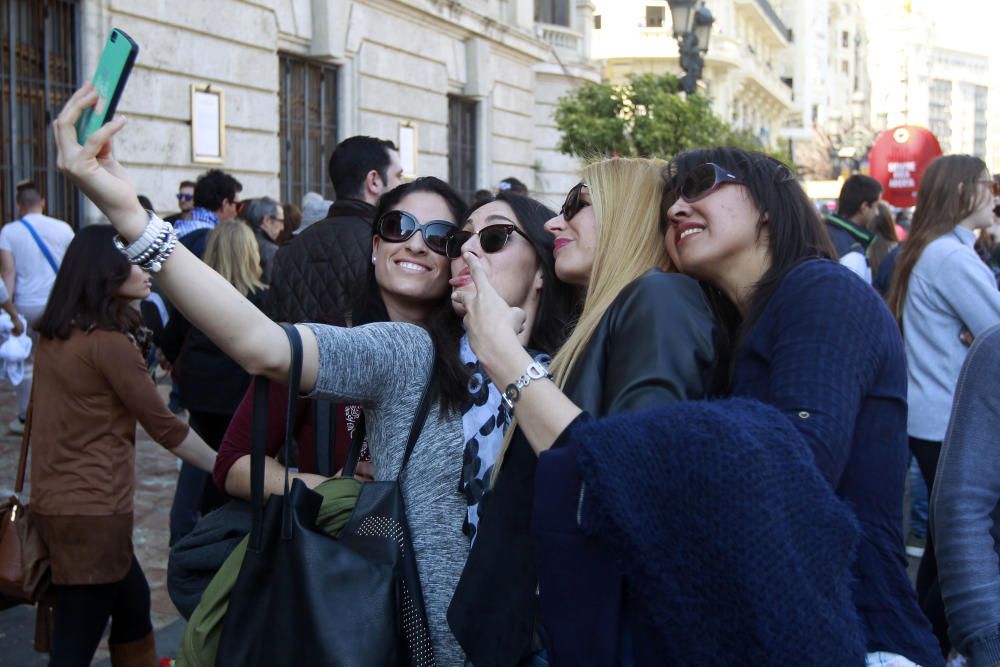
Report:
313,400,333,476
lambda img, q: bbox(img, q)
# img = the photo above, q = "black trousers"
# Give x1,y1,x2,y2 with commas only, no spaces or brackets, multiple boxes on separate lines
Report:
49,556,153,667
909,436,949,659
169,410,231,545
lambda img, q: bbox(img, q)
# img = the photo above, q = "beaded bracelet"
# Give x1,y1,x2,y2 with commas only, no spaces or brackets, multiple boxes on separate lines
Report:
112,210,167,261
140,230,176,273
113,211,178,273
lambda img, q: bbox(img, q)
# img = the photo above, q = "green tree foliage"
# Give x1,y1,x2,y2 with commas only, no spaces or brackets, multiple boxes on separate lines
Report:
555,73,784,162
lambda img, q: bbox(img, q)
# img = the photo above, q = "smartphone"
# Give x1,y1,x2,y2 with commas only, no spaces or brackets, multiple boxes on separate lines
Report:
75,28,139,144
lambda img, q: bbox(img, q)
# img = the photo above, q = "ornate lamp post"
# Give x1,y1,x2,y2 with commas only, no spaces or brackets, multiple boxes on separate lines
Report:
668,0,715,94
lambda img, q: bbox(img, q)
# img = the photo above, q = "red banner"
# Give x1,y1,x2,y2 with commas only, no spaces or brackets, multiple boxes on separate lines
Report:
868,126,943,208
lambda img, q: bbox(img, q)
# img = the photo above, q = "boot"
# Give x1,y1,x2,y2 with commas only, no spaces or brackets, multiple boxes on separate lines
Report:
109,631,158,667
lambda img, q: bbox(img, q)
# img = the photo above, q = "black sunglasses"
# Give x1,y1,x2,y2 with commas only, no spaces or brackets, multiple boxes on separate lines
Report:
445,223,530,259
376,210,457,255
177,193,193,201
560,181,590,220
674,163,742,203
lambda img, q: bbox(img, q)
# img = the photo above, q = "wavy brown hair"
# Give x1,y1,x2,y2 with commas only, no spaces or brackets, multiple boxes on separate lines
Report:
886,155,988,323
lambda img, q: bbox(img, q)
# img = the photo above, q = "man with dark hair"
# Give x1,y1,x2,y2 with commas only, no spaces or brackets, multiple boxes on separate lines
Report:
328,136,400,200
175,169,242,257
165,179,197,224
827,174,882,283
1,180,74,433
266,135,402,323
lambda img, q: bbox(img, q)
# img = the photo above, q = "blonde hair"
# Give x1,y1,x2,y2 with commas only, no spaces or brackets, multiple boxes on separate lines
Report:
548,156,671,387
203,219,265,296
493,157,670,480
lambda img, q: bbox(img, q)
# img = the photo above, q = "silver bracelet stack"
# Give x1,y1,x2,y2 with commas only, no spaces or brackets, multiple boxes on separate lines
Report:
112,211,178,273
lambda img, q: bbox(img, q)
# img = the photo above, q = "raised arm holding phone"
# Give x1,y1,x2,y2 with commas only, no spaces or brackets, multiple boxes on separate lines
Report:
55,83,321,394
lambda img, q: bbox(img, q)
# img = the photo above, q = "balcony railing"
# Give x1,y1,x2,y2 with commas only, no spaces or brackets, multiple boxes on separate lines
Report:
538,23,582,52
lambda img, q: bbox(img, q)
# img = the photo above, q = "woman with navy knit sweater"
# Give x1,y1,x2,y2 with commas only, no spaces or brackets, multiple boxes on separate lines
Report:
664,149,942,666
656,148,942,667
886,154,1000,658
459,148,941,666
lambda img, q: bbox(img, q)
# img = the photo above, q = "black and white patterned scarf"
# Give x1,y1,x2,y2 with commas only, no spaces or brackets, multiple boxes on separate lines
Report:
459,334,550,542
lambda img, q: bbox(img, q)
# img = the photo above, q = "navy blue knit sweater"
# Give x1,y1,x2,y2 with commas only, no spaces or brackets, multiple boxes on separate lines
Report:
535,399,866,665
731,259,943,666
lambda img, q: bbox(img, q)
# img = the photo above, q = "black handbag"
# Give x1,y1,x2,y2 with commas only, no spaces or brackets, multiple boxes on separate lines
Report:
168,390,343,619
216,323,436,667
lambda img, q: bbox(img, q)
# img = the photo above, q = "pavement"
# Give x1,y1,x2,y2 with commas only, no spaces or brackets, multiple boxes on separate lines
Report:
0,377,186,666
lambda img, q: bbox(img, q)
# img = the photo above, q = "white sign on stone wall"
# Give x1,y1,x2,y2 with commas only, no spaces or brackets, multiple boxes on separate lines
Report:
191,85,225,164
399,122,418,179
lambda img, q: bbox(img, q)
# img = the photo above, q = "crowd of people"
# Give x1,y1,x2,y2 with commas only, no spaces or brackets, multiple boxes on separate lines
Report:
7,79,1000,666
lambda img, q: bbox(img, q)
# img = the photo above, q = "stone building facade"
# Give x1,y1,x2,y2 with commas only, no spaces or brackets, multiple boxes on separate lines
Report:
1,0,598,226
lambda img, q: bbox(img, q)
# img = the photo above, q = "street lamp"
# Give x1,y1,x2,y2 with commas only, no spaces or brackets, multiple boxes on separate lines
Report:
667,0,714,94
668,0,696,36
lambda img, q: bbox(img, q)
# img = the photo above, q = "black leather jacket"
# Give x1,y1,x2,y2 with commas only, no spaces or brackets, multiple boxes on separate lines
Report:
448,270,724,667
265,199,375,323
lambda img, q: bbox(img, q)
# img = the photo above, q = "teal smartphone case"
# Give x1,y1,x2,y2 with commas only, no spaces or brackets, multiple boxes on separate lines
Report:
75,28,139,144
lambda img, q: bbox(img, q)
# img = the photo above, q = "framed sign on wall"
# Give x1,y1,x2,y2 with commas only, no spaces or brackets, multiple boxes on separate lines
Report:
191,85,225,163
399,122,418,179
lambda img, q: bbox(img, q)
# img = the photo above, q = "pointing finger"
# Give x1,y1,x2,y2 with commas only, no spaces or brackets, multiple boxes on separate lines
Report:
511,307,527,333
464,252,495,296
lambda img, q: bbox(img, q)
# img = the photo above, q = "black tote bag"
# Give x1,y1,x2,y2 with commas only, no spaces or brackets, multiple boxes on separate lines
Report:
216,324,436,667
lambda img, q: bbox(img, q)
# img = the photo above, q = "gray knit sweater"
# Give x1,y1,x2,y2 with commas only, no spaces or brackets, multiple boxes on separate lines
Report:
305,322,468,667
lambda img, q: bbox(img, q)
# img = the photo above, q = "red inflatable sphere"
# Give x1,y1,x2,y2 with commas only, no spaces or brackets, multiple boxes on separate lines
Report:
868,126,943,208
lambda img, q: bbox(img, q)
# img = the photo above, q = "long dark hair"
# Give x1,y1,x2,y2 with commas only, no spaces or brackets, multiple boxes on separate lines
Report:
36,225,143,339
663,147,837,342
464,192,577,354
351,177,469,413
886,154,987,323
430,191,577,418
868,202,898,278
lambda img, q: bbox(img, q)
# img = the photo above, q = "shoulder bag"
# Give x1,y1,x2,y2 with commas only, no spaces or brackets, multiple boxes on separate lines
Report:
216,323,436,667
0,389,49,606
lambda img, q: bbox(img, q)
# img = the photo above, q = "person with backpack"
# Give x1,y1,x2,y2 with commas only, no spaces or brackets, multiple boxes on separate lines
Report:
826,174,882,283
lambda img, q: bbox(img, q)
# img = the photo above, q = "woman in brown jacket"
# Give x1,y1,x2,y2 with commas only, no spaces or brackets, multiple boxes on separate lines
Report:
29,225,215,667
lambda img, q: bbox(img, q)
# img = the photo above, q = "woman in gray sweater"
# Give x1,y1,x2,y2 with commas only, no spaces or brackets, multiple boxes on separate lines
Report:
53,83,576,666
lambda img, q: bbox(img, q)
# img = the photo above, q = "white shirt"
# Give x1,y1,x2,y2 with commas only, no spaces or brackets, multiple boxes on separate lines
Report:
0,213,75,308
839,250,872,284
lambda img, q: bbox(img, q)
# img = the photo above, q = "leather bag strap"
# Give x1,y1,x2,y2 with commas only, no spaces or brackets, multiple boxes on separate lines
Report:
248,323,303,550
13,380,34,493
313,400,332,477
249,375,270,552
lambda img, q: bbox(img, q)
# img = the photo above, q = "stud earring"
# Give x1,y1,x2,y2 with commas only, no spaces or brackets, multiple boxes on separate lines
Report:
372,255,377,264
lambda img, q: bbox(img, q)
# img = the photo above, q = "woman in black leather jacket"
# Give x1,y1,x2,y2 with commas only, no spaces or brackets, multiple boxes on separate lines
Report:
448,157,724,666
